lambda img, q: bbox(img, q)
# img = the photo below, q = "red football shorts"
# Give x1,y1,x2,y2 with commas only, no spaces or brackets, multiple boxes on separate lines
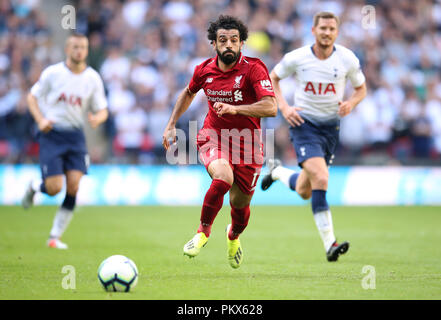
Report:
197,129,262,195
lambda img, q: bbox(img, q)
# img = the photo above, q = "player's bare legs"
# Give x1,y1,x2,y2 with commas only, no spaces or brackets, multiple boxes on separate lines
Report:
229,183,252,208
293,170,312,200
65,170,83,195
207,158,234,186
44,175,64,196
301,157,328,190
47,170,83,249
22,174,63,209
261,159,311,199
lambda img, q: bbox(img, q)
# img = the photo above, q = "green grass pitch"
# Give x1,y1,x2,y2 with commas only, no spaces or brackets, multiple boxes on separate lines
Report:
1,205,440,300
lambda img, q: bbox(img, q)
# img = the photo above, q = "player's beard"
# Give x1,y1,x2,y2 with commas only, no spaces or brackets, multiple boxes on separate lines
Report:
317,36,334,50
70,57,84,65
69,52,86,65
217,48,239,65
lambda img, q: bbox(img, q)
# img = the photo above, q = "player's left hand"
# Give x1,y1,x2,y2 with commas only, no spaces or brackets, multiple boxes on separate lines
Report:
213,102,237,117
338,100,355,117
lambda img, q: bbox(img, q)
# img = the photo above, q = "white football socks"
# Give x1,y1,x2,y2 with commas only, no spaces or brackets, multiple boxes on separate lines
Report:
271,166,296,189
31,179,43,193
313,210,336,252
49,207,74,239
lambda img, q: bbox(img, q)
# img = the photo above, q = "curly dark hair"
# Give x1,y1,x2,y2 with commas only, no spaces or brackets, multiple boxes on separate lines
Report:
207,15,248,43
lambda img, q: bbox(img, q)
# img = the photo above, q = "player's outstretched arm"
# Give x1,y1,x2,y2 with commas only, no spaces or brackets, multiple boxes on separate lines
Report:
337,82,367,117
27,92,53,133
213,96,277,118
270,70,304,127
162,86,196,150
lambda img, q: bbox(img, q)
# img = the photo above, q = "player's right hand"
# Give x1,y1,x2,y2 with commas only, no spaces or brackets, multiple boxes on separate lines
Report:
282,106,304,127
162,126,177,150
37,118,54,133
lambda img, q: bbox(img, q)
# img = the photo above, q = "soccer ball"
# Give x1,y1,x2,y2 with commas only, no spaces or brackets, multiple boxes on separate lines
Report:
97,255,138,292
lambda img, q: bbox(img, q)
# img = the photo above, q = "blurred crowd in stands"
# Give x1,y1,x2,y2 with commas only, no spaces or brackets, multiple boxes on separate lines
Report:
0,0,440,166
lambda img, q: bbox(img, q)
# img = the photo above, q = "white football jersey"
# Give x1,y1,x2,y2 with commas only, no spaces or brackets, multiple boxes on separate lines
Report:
274,44,365,124
31,62,108,129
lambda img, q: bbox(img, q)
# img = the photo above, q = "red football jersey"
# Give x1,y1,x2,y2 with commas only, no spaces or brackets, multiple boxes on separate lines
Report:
188,53,275,132
189,53,275,166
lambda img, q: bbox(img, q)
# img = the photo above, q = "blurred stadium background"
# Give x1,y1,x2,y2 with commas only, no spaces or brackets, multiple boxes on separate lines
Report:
0,0,440,206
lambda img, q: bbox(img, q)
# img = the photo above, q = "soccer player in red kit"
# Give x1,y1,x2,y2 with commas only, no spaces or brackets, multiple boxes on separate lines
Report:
162,15,277,268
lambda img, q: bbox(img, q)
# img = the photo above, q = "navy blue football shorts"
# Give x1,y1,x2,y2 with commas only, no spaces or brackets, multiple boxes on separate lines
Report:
289,120,339,168
38,128,89,179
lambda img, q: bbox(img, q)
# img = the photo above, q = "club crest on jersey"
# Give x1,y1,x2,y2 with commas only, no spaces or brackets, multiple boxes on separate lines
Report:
57,93,82,107
304,82,336,95
233,75,243,88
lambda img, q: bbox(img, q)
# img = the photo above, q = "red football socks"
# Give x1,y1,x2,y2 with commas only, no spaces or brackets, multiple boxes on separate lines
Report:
197,179,231,237
229,204,250,240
